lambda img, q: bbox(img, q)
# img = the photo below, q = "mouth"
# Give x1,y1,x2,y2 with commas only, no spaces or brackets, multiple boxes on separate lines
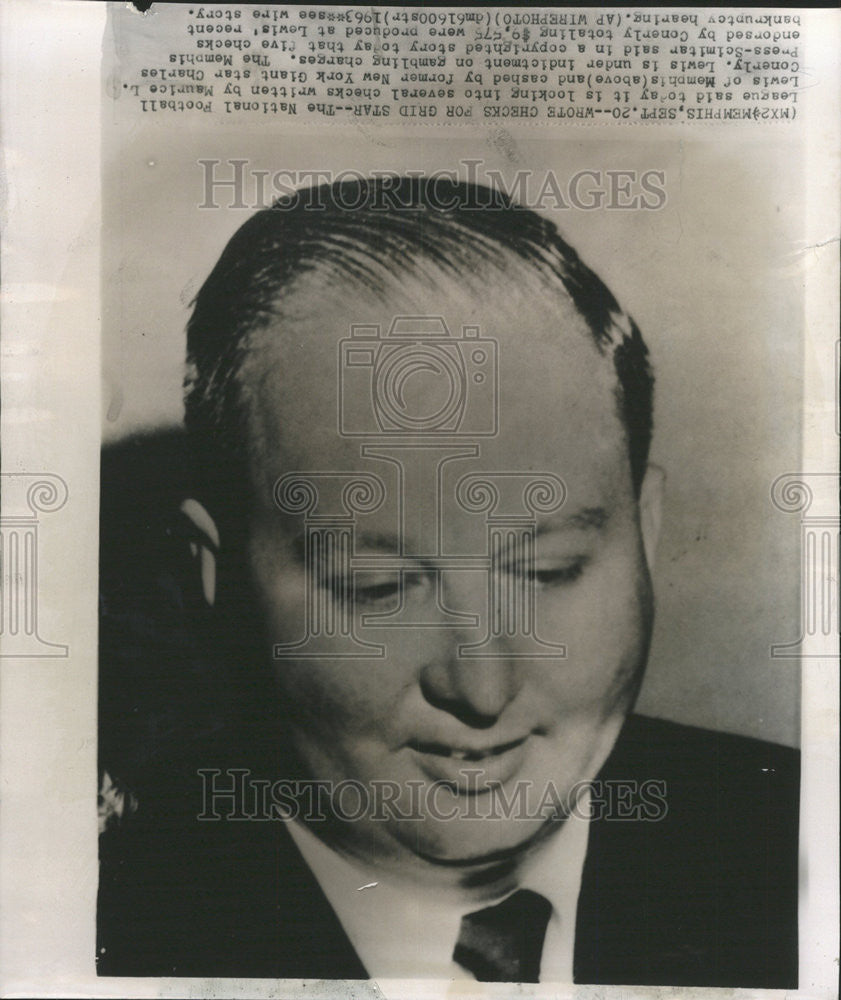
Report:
408,737,527,762
407,735,530,790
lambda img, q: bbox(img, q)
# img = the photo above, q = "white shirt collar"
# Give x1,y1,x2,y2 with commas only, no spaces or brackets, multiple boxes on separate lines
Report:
287,798,590,983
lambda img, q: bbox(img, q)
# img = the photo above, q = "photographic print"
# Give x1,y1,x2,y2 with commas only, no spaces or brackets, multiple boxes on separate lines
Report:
1,4,838,998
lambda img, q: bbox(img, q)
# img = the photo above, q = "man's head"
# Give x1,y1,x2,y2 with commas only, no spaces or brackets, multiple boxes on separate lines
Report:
182,177,662,885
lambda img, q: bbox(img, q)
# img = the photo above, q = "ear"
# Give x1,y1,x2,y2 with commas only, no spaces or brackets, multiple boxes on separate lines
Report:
638,464,665,573
180,498,220,607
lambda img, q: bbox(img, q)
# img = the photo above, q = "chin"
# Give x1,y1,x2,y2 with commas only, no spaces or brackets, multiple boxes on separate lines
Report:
403,814,551,868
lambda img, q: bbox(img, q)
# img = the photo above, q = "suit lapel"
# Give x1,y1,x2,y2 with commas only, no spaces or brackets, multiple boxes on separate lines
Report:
573,714,695,984
229,816,370,979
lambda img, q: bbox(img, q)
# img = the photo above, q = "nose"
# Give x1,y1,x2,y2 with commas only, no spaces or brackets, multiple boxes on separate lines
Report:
419,572,523,728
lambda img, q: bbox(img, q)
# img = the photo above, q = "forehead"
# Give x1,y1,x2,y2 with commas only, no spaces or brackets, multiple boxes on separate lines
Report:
244,268,630,512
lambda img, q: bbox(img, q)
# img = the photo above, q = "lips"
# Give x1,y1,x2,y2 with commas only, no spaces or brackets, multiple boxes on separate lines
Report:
408,735,530,789
409,737,526,762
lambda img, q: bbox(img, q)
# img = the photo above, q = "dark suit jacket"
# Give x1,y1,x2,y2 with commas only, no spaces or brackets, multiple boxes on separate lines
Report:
97,713,798,987
97,433,799,987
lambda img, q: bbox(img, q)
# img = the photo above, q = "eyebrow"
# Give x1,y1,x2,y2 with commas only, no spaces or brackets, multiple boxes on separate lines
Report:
347,506,610,555
537,506,609,534
352,531,406,554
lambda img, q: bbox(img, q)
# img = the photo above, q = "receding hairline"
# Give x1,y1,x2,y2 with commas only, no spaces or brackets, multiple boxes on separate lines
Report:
184,180,653,513
237,257,629,504
257,233,592,328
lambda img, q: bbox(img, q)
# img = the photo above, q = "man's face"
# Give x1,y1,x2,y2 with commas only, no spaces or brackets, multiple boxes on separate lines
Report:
237,269,660,883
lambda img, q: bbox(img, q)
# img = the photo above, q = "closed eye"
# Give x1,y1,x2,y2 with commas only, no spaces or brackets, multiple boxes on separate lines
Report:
351,572,426,608
535,563,586,586
501,559,588,587
354,578,401,606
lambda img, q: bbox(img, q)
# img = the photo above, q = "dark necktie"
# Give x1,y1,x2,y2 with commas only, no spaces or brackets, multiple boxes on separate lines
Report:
452,888,552,982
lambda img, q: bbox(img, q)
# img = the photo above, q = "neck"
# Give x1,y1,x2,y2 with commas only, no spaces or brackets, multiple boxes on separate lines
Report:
296,811,569,902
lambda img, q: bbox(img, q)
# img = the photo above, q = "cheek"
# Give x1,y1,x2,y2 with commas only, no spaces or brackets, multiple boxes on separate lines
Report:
249,544,305,643
540,542,652,705
274,660,392,742
250,555,413,735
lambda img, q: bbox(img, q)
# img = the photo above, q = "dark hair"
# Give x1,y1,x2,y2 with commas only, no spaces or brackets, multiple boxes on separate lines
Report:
184,176,653,527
